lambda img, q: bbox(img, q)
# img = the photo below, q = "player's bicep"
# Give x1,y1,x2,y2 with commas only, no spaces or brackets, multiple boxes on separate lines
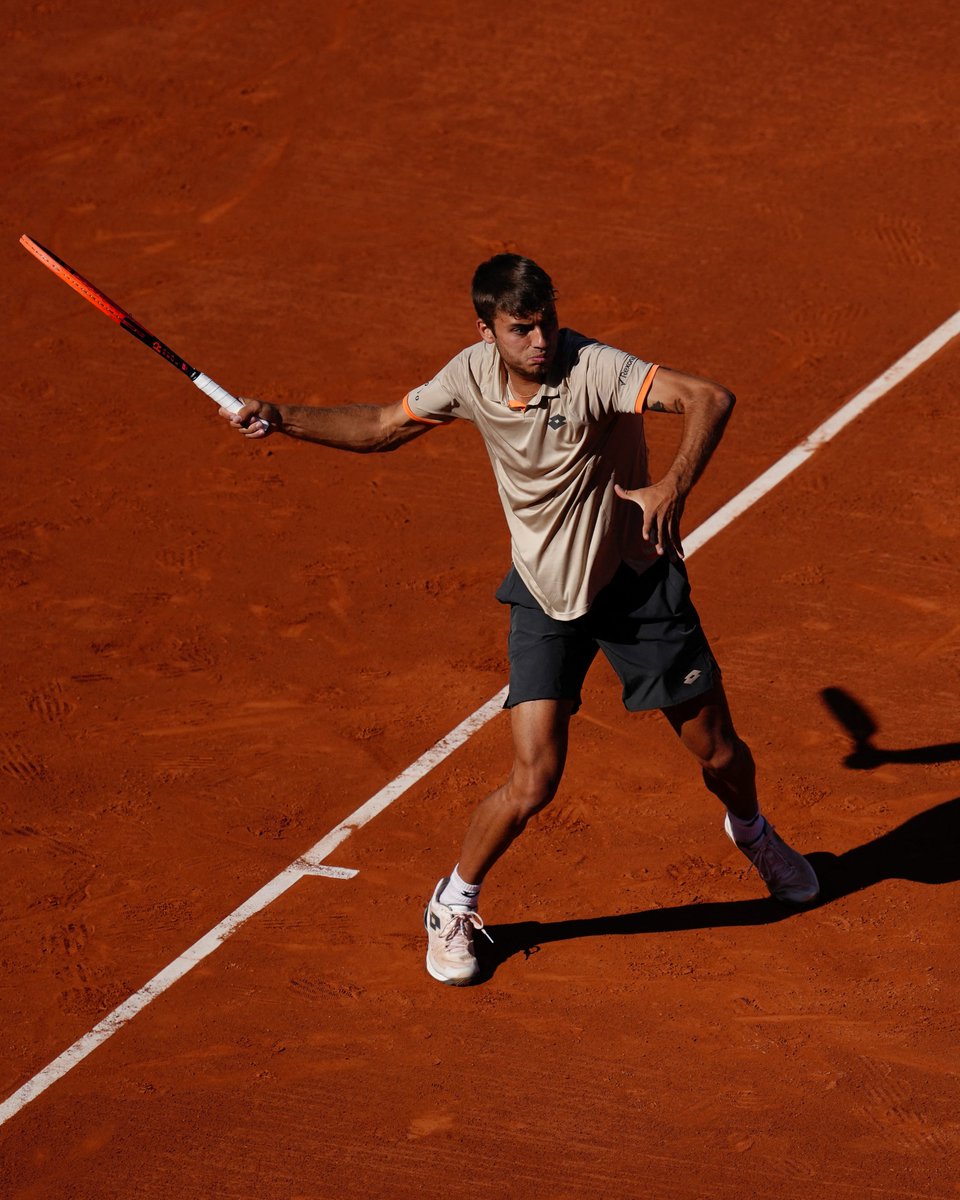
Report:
644,366,732,414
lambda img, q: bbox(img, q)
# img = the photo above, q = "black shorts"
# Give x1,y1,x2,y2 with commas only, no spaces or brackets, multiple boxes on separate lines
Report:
497,558,719,713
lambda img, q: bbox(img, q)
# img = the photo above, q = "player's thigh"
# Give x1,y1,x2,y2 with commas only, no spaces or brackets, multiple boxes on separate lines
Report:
508,698,577,801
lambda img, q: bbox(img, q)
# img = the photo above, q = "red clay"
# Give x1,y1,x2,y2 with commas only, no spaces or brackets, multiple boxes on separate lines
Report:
2,2,959,1196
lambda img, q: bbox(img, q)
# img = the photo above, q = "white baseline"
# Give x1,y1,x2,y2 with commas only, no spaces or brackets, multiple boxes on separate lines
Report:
2,310,958,1128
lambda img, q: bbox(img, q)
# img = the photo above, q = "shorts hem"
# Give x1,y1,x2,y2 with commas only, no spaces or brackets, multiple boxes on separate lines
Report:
503,690,583,715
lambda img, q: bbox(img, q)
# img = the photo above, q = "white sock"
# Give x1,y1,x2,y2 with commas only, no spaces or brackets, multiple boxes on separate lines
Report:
726,807,765,845
439,865,482,911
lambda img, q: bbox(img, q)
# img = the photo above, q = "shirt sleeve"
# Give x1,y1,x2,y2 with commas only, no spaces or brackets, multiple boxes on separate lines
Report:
401,358,464,425
575,340,658,416
609,349,659,414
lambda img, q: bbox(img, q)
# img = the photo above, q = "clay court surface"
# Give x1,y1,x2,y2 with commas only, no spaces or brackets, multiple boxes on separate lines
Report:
3,1,959,1195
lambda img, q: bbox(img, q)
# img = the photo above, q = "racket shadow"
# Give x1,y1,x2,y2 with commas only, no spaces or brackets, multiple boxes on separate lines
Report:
478,795,960,980
820,685,960,769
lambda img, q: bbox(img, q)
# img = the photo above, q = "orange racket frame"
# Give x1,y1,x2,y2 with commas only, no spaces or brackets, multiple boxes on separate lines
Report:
20,234,253,420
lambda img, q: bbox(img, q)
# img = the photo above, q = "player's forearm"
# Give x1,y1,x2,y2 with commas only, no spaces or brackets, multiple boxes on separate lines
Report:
662,386,735,495
270,403,398,452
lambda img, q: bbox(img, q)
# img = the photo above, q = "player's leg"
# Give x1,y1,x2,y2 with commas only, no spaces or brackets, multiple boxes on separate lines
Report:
453,585,594,889
423,699,574,986
424,576,594,986
660,681,757,819
662,682,819,904
593,559,817,904
458,697,575,882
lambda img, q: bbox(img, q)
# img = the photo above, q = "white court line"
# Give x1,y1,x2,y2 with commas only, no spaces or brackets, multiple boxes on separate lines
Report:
0,687,508,1127
684,311,960,554
2,310,958,1128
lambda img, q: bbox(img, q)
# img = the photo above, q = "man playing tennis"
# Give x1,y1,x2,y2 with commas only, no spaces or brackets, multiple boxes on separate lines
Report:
223,254,819,986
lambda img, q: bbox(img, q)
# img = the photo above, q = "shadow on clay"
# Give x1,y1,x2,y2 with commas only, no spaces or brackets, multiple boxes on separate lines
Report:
479,795,960,978
477,687,959,980
821,685,960,769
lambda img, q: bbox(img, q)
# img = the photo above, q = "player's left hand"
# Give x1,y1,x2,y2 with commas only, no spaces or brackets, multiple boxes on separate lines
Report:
614,480,686,558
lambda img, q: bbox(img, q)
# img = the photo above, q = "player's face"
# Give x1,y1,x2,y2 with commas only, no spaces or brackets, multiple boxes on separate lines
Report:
478,306,559,382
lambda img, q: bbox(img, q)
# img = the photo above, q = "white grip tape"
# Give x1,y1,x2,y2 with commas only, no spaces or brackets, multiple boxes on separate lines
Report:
193,371,243,414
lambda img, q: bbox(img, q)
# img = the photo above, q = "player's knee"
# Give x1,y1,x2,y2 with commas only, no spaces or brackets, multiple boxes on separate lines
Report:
698,734,749,779
508,761,562,820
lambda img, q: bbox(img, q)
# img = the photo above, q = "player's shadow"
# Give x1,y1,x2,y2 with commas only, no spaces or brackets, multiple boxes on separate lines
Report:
480,686,960,974
480,795,960,978
478,686,959,981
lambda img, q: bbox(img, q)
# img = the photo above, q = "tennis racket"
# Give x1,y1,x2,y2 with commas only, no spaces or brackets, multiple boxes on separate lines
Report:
19,234,267,432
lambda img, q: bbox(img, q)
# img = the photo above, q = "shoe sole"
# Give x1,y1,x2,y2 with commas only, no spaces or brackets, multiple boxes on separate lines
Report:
770,883,820,905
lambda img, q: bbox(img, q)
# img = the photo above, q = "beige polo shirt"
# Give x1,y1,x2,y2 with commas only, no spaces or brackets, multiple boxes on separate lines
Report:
403,329,661,620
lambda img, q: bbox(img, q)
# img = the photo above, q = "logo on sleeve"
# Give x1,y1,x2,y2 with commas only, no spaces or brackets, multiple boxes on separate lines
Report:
618,355,639,387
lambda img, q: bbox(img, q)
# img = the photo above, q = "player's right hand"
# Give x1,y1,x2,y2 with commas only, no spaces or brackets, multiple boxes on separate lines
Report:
220,397,277,438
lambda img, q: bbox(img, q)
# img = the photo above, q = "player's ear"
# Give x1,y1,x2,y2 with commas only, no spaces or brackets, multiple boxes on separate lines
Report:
477,317,496,345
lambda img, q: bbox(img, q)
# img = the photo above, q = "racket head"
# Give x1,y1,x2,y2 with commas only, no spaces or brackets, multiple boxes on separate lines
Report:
20,234,128,325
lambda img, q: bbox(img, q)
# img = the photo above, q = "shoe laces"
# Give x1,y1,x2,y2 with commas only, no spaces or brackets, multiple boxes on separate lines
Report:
745,825,799,884
444,908,494,946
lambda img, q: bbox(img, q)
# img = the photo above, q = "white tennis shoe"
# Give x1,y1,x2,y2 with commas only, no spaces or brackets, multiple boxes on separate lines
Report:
725,815,820,904
424,878,490,985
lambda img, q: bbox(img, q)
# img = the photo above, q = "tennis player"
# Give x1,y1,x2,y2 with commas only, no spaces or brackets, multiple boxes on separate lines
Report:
223,254,819,986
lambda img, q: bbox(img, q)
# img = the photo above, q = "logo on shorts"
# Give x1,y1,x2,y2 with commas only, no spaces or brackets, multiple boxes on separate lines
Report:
683,669,702,686
547,414,567,429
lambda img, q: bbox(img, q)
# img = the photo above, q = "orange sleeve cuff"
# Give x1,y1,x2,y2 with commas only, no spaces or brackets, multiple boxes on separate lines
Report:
402,393,445,426
635,364,660,412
